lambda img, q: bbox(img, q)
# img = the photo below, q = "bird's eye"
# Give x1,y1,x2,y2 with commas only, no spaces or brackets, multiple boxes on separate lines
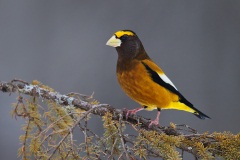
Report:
121,35,128,41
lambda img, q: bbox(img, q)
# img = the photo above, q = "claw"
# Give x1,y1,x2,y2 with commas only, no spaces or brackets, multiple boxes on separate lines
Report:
148,110,161,128
124,108,143,119
148,119,159,127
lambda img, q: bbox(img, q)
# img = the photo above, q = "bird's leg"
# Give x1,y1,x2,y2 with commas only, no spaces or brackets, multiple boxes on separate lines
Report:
148,109,161,127
124,107,144,119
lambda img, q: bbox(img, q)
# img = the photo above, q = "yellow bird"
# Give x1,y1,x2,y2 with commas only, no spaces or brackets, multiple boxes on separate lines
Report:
106,30,210,126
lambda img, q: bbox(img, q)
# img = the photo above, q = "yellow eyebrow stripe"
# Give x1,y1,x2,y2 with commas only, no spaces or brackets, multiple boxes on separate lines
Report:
115,30,135,38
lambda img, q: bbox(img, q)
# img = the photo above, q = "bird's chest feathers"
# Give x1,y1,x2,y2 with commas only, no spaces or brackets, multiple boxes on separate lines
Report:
117,63,160,105
117,62,146,92
116,61,177,108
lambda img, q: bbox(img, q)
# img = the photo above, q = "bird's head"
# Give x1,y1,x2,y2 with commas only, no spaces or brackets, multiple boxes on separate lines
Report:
106,30,146,59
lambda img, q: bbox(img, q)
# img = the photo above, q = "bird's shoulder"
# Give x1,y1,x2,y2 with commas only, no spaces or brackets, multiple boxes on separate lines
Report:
140,59,164,75
141,59,178,91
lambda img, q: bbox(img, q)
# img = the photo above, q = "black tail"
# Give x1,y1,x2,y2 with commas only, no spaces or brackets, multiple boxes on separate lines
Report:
178,93,211,119
192,107,211,119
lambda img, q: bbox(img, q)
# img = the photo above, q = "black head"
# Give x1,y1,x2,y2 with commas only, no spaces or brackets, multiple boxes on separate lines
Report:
106,30,146,59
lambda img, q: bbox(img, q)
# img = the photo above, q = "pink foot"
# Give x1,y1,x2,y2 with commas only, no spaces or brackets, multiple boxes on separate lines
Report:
124,108,143,119
148,110,161,128
148,119,159,127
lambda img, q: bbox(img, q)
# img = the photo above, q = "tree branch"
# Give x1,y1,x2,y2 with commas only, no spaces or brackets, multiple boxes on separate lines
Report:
0,80,178,134
1,79,239,159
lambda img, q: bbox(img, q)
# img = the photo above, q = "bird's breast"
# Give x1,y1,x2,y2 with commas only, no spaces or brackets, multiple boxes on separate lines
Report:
117,62,178,109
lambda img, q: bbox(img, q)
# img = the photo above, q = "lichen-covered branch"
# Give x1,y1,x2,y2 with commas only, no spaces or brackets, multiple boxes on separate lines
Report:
0,79,178,133
0,79,239,160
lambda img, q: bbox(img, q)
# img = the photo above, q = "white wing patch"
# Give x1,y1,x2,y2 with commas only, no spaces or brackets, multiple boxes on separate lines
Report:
158,74,178,90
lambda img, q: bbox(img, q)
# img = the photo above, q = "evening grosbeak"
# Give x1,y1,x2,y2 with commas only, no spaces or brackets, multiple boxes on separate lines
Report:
106,30,210,126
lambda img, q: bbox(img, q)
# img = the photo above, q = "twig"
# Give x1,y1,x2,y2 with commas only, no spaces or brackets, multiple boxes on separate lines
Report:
109,138,118,160
36,112,74,138
117,113,130,160
47,130,70,160
11,79,29,85
175,124,198,134
47,108,94,159
67,92,94,100
84,117,90,157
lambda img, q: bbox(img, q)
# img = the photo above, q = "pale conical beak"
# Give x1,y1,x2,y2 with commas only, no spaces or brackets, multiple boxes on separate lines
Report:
106,35,121,47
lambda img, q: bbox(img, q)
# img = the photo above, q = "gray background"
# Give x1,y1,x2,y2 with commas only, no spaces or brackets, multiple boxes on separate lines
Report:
0,1,240,159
